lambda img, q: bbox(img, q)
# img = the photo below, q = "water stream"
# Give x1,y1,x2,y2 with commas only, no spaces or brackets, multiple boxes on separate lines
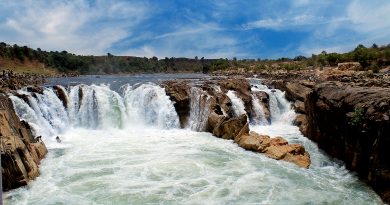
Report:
4,76,383,205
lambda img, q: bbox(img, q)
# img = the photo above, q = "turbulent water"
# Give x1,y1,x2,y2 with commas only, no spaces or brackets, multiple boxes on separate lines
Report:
4,76,383,205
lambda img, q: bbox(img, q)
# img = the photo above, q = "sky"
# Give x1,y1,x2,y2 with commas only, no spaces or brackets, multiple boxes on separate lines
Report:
0,0,390,59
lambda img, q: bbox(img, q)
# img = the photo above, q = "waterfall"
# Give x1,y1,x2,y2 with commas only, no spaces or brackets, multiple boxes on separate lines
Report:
188,87,212,131
251,95,269,125
249,78,295,125
226,90,247,117
123,83,179,129
10,84,180,140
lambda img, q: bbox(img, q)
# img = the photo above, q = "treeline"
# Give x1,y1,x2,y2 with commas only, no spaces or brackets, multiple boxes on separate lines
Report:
235,43,390,72
1,42,390,74
0,42,228,74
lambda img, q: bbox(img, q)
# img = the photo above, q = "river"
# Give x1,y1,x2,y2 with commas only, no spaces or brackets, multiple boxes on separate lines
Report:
4,74,383,204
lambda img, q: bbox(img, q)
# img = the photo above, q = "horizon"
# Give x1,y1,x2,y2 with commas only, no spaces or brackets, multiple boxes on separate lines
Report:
1,0,390,59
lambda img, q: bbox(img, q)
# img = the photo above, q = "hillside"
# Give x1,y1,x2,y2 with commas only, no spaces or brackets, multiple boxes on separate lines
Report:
1,42,390,75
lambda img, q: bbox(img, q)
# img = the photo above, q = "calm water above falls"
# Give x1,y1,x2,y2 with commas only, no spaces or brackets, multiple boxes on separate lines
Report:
5,75,383,204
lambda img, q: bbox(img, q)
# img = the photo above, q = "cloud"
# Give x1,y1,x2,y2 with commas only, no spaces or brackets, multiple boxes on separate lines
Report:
243,14,349,30
0,0,150,55
0,0,389,59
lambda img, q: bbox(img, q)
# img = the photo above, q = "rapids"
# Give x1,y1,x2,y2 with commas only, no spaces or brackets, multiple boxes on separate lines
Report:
3,76,383,205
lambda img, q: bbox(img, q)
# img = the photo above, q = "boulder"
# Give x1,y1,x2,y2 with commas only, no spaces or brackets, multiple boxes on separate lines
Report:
53,85,69,108
284,82,312,102
211,114,248,140
235,131,310,168
337,62,363,71
218,78,253,114
163,81,190,127
0,96,47,191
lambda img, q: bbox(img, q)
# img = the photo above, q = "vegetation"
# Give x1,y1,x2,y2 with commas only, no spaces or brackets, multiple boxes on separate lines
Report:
349,107,365,127
1,42,390,74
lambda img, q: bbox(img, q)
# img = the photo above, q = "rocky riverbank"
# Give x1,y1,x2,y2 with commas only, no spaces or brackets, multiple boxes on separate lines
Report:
0,95,47,191
0,70,46,93
253,68,390,203
0,70,49,192
163,78,311,168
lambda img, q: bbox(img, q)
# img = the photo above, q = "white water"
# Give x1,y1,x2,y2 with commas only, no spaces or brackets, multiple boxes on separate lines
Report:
251,94,269,125
226,90,246,117
4,80,383,205
188,87,211,131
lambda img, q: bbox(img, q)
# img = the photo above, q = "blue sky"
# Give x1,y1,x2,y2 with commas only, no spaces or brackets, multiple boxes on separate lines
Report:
1,0,390,59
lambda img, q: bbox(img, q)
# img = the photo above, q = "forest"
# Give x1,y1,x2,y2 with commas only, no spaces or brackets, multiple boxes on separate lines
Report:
1,42,389,74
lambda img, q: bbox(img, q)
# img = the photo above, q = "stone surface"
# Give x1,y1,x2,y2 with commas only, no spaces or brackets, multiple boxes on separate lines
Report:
305,84,390,202
235,131,310,168
0,95,47,191
274,79,390,203
164,78,310,168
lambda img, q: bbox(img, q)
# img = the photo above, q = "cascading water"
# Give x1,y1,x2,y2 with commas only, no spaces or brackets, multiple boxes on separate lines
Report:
10,83,179,139
187,87,212,131
123,83,179,129
4,76,383,205
226,90,246,117
251,94,269,125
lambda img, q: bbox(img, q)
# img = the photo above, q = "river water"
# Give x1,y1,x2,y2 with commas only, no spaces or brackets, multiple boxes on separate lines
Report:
4,75,383,205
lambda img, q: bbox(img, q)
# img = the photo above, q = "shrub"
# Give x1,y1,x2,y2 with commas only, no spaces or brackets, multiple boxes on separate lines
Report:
348,107,365,126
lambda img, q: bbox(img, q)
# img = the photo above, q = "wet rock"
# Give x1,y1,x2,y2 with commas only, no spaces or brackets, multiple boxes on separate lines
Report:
163,81,190,128
293,114,308,136
164,77,311,168
252,91,271,123
218,78,253,114
26,86,43,94
293,100,305,114
53,85,69,108
0,96,47,191
211,114,248,140
235,131,310,168
304,84,390,202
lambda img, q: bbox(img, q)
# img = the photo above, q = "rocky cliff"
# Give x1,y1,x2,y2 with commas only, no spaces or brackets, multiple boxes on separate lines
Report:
0,95,47,191
163,78,311,168
271,80,390,203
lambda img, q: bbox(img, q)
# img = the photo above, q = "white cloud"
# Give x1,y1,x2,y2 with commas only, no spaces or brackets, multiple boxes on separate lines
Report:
243,14,348,30
0,0,150,55
346,0,390,43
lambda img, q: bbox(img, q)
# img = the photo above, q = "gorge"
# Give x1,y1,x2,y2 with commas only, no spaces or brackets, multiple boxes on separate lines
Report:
1,74,385,204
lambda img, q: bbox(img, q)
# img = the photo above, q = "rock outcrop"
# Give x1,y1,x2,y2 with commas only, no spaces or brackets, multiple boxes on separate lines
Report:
0,95,47,191
271,79,390,203
305,84,390,202
236,131,310,168
163,78,311,168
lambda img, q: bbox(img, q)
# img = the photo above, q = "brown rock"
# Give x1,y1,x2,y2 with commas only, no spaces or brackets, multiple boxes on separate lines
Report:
284,82,312,102
293,114,308,136
0,96,47,191
212,114,248,140
163,81,190,128
53,85,69,108
305,83,390,202
236,131,311,168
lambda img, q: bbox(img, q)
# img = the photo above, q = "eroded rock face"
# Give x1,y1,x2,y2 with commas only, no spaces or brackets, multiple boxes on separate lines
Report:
305,84,390,202
272,79,390,203
0,96,47,191
163,80,190,128
252,91,271,123
163,78,311,168
53,85,69,108
235,131,310,168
